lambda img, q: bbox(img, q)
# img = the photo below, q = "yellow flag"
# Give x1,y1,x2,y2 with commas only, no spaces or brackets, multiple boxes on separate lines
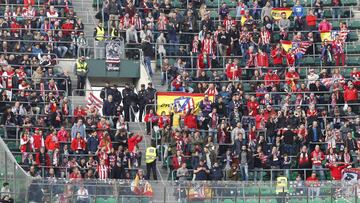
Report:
280,40,292,52
271,8,293,20
320,32,332,42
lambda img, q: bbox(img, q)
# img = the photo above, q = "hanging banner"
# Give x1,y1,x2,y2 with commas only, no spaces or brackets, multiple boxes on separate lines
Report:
105,41,122,71
156,92,214,115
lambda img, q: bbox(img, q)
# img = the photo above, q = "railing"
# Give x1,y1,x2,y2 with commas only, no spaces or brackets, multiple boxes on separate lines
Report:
170,167,333,182
0,175,359,203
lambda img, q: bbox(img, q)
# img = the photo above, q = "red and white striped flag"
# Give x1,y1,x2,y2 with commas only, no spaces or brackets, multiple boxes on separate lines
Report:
294,41,312,55
86,92,103,111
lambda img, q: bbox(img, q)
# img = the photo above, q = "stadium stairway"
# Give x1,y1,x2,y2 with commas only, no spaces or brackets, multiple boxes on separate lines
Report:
72,0,97,54
151,67,169,92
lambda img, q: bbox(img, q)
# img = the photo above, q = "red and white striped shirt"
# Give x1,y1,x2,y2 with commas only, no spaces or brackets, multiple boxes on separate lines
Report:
223,19,235,31
202,38,215,55
192,39,200,53
157,16,168,31
260,30,270,45
97,164,109,179
131,16,142,30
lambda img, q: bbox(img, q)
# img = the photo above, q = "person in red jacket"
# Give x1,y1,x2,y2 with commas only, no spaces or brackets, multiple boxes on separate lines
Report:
286,49,296,67
305,9,317,30
144,109,158,135
128,134,143,153
172,150,185,170
35,147,51,167
171,75,184,92
285,67,300,92
20,132,32,162
326,162,350,180
226,58,241,80
344,81,359,113
247,96,259,117
71,132,87,154
45,130,59,153
306,172,320,197
31,128,44,152
158,111,170,129
256,49,269,75
197,51,211,77
184,111,197,130
350,67,360,88
310,145,325,180
264,70,280,89
61,18,74,36
271,44,286,67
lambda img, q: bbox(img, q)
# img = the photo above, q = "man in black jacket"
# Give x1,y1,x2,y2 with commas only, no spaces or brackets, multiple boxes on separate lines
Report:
102,95,117,117
145,82,156,106
111,84,122,106
142,37,154,77
137,84,147,122
122,83,132,121
100,82,112,101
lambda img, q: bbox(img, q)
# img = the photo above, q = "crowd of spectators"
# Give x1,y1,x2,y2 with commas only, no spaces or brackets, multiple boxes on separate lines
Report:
0,1,88,59
0,0,359,191
4,81,157,181
93,0,360,184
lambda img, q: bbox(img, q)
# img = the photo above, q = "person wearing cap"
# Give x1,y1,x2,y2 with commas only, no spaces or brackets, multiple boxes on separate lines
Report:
74,56,88,95
137,84,147,121
145,82,157,105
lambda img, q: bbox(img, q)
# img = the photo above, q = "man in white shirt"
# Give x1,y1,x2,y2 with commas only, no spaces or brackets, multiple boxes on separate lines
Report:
76,186,89,203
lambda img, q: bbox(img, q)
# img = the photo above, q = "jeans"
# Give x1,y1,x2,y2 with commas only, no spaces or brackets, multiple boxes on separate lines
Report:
312,165,325,180
308,187,320,198
144,56,153,76
240,164,249,181
168,39,179,56
56,46,68,58
253,167,262,181
332,8,341,19
161,71,168,85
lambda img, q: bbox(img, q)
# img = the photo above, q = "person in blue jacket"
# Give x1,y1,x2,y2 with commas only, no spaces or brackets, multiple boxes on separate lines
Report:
292,0,305,30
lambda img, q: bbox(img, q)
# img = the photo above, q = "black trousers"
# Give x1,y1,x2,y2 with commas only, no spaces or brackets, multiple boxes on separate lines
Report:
77,75,86,96
146,161,157,180
139,105,145,122
124,105,130,121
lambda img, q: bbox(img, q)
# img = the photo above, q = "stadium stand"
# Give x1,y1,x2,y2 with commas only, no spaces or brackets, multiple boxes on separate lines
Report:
0,0,360,202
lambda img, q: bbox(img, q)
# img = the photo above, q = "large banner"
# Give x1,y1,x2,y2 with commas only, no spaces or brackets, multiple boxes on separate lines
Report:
271,8,292,20
342,168,360,184
105,41,122,71
156,92,214,115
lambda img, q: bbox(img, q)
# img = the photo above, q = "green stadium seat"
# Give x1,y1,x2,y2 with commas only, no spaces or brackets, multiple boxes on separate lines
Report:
302,57,315,66
140,197,150,203
129,197,139,203
347,57,360,66
106,197,117,203
223,199,234,203
348,32,359,42
235,199,245,203
15,155,22,164
348,21,360,29
95,198,106,203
